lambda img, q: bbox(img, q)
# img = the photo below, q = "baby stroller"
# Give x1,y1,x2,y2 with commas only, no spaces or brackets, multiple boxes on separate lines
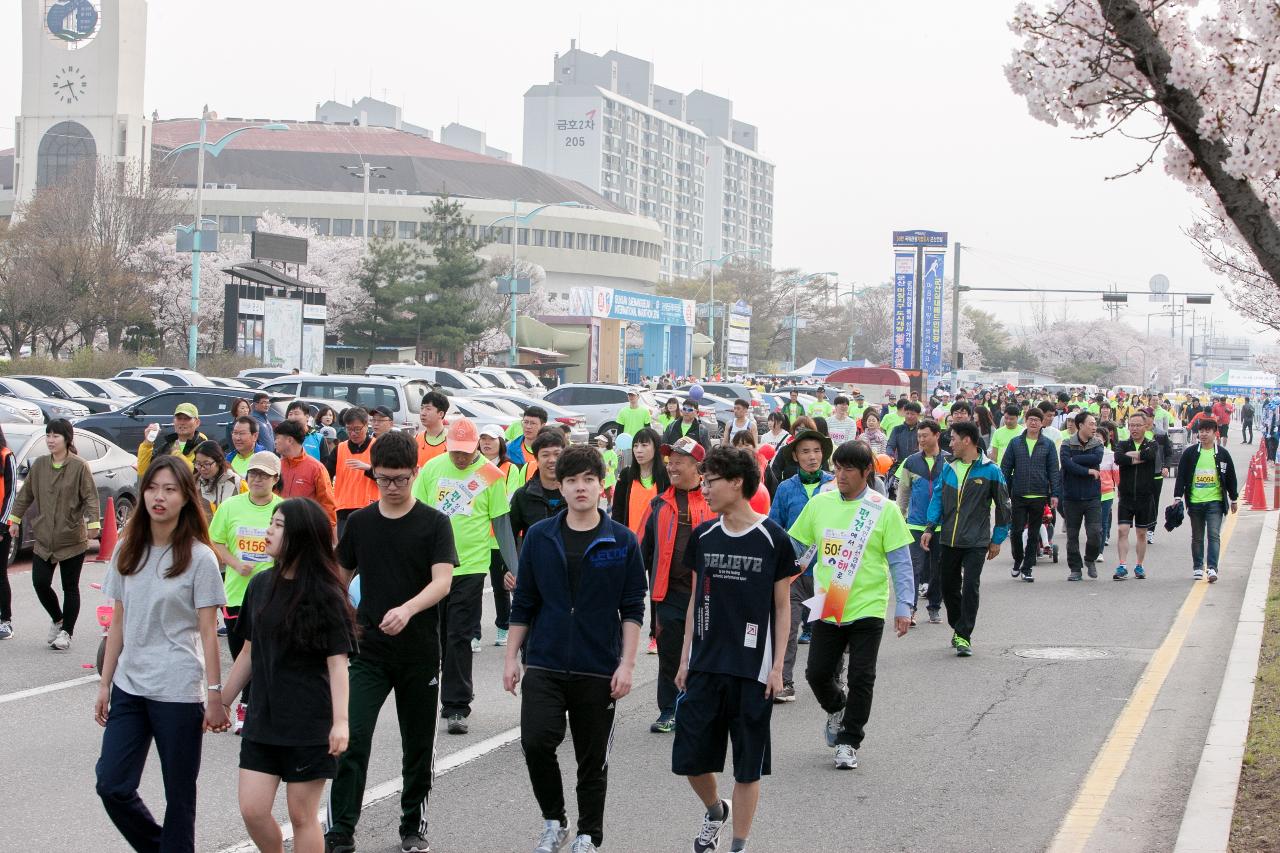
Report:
1023,501,1059,564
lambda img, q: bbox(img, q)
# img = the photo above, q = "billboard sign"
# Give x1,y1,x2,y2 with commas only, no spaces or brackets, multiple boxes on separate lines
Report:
892,251,915,370
727,300,752,370
892,230,948,248
920,250,945,375
263,296,303,369
567,286,695,327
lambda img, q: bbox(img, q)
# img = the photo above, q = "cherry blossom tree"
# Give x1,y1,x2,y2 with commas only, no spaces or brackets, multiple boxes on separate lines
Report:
1006,0,1280,331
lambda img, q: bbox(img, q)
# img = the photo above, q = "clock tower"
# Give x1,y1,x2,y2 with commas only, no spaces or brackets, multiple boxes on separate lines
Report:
13,0,150,204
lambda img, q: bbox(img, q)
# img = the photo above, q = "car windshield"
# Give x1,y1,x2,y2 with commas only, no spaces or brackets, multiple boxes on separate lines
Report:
472,397,524,416
455,372,487,389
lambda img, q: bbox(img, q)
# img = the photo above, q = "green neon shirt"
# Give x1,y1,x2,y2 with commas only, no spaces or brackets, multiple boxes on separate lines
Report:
615,405,651,437
208,492,284,607
1190,448,1222,504
990,425,1020,464
413,453,509,576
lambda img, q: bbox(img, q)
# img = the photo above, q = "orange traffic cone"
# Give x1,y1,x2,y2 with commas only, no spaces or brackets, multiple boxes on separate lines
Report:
97,496,118,563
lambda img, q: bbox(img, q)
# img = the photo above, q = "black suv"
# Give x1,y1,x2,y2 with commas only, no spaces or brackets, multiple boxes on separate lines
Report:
75,387,293,451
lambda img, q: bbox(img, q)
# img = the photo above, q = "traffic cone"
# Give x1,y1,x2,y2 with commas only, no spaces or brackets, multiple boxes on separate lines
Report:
1246,458,1268,511
97,496,118,563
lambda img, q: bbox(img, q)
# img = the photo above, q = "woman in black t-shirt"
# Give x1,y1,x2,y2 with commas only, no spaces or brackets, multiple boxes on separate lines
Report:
220,498,356,853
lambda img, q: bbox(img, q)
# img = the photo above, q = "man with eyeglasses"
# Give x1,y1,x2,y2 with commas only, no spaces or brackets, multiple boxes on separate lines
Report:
369,405,396,439
328,431,457,853
662,400,712,451
208,451,283,734
226,416,261,478
325,407,380,539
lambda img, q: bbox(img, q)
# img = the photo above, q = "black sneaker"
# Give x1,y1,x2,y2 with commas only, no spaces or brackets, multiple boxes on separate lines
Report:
1068,571,1082,581
401,831,431,852
773,684,796,703
1011,563,1022,578
1087,563,1098,579
1022,570,1034,583
446,714,468,735
325,834,356,853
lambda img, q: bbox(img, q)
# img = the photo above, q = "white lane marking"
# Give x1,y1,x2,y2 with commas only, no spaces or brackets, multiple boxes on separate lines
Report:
0,674,98,705
215,725,522,853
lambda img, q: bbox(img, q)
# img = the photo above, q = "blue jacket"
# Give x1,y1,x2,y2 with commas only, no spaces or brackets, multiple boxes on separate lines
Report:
302,430,325,461
925,456,1011,548
1059,433,1104,501
999,431,1062,500
769,471,833,576
510,510,648,678
251,410,276,452
897,450,951,527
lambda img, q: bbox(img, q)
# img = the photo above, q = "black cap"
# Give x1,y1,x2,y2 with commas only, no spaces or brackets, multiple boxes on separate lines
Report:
371,405,394,419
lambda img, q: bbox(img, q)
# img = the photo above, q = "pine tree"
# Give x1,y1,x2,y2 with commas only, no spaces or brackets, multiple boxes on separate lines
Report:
411,196,488,361
340,238,422,361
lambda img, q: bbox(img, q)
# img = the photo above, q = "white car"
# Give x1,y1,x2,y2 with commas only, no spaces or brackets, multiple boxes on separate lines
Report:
469,392,589,444
542,383,667,438
365,363,488,394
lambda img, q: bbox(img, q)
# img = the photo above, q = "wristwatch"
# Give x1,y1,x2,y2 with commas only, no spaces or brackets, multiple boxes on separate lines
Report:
207,683,223,692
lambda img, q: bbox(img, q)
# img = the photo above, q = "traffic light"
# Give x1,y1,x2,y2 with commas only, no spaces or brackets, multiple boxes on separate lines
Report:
1185,294,1213,304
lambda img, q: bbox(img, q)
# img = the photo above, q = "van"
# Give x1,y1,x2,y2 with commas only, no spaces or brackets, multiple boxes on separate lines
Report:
364,363,487,393
260,374,429,431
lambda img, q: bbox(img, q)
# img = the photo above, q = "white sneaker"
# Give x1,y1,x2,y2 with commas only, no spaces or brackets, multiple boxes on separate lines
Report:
46,620,62,645
834,744,858,770
825,710,842,748
533,820,569,853
568,835,597,853
51,629,71,651
1193,568,1205,580
495,628,508,647
0,620,13,640
692,800,731,853
470,637,481,654
1146,530,1155,545
1207,568,1219,583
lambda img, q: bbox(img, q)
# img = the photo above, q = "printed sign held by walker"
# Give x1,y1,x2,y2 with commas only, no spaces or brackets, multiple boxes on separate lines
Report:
801,491,885,624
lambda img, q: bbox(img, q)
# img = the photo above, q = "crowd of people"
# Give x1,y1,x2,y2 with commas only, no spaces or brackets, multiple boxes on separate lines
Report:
0,377,1272,853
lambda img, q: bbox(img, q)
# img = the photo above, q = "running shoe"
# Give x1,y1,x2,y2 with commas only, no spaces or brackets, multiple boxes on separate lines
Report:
1087,563,1098,579
217,624,227,637
950,633,961,649
834,744,858,770
470,637,481,654
1113,565,1128,581
773,684,796,703
494,628,508,646
534,820,569,853
1022,570,1035,583
324,834,355,853
927,609,943,624
51,629,71,651
568,836,596,853
650,712,676,733
918,582,929,597
825,710,842,747
1147,530,1155,545
798,629,812,645
46,620,62,645
1011,563,1022,578
447,714,468,735
1068,571,1082,582
234,703,247,735
1134,565,1146,579
647,637,658,654
400,832,431,852
1193,568,1205,580
0,620,12,640
692,800,731,853
955,637,973,657
1207,568,1219,583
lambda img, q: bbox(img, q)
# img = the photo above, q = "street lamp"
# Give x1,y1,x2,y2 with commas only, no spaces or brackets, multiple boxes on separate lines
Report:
488,200,586,367
831,283,860,361
163,106,287,370
780,271,838,371
693,249,762,376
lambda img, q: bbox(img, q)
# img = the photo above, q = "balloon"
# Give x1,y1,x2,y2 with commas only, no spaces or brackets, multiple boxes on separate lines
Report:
749,482,771,514
614,432,633,452
757,443,777,462
689,384,705,402
875,453,893,475
348,575,361,608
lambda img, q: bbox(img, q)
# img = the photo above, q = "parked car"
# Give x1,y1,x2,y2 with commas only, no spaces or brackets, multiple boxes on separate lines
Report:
110,376,172,397
204,376,253,389
0,396,44,423
7,423,139,562
11,375,118,414
267,397,356,431
470,391,589,444
467,367,523,392
75,387,292,452
238,368,293,382
491,366,549,395
68,377,141,406
445,398,519,432
672,391,737,437
541,383,707,439
233,376,266,389
677,382,769,427
114,368,210,387
261,374,430,432
0,377,90,422
364,363,488,394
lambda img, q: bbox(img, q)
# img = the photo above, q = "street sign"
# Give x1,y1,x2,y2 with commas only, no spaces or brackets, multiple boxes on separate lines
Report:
496,276,531,295
176,225,218,253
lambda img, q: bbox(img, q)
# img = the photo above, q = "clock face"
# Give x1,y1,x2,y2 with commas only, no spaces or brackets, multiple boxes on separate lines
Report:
52,66,88,104
45,0,101,48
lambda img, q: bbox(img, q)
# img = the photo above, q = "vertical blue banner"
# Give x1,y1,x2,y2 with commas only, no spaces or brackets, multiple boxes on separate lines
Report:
920,250,946,375
892,251,915,369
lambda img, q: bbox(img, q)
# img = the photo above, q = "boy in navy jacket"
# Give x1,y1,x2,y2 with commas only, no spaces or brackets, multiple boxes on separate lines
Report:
504,445,647,853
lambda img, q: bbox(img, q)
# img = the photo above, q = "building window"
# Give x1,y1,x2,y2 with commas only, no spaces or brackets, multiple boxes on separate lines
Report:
332,219,354,237
288,217,308,229
353,219,365,237
548,231,560,248
532,229,545,247
219,216,240,234
337,357,355,372
242,216,260,233
36,121,96,188
310,218,331,236
590,234,600,252
398,221,418,239
467,225,478,242
517,227,529,246
577,233,589,250
376,220,395,238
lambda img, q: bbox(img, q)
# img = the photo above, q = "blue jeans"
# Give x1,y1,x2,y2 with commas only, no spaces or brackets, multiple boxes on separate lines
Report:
96,685,205,853
1188,500,1224,571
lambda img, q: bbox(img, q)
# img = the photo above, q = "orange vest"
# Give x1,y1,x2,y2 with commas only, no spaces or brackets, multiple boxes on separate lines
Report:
625,477,658,539
334,439,379,511
417,430,448,469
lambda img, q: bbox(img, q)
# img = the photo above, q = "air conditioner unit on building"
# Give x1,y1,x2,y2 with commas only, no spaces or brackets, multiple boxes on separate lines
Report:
223,183,237,190
394,189,407,196
204,182,218,189
376,188,391,195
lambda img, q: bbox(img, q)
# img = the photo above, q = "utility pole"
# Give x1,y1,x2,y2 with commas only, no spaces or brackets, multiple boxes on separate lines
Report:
950,241,961,384
341,161,391,247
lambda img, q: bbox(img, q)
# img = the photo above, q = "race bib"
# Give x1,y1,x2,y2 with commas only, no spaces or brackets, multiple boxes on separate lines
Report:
435,477,479,517
1193,469,1216,489
802,493,885,624
828,421,856,445
234,525,270,564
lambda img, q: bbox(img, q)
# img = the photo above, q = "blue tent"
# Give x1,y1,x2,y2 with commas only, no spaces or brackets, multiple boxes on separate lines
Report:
788,358,877,377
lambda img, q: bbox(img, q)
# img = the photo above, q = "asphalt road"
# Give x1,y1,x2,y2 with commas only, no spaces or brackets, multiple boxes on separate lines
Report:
0,440,1267,853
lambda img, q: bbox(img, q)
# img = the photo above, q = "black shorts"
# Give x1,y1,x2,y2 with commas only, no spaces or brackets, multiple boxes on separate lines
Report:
1116,494,1154,528
239,738,336,783
1219,423,1230,437
671,671,773,783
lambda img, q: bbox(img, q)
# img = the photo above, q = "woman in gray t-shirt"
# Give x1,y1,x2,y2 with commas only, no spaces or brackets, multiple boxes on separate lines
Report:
94,456,228,853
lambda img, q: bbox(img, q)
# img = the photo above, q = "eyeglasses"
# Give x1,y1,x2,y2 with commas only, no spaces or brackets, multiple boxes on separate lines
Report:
374,474,413,489
194,459,217,470
700,476,722,490
246,470,275,481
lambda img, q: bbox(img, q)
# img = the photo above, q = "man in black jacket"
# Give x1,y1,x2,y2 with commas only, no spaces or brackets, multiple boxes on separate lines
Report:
1173,418,1239,583
999,408,1061,581
1113,411,1158,580
886,401,922,477
1059,411,1105,582
509,429,568,544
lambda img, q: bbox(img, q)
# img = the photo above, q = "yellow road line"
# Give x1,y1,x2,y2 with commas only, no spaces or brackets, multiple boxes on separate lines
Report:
1048,509,1240,853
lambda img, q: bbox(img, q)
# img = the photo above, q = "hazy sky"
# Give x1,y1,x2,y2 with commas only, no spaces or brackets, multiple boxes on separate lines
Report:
0,0,1262,345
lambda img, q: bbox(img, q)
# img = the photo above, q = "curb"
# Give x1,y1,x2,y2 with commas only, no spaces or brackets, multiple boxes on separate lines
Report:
1172,510,1278,853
